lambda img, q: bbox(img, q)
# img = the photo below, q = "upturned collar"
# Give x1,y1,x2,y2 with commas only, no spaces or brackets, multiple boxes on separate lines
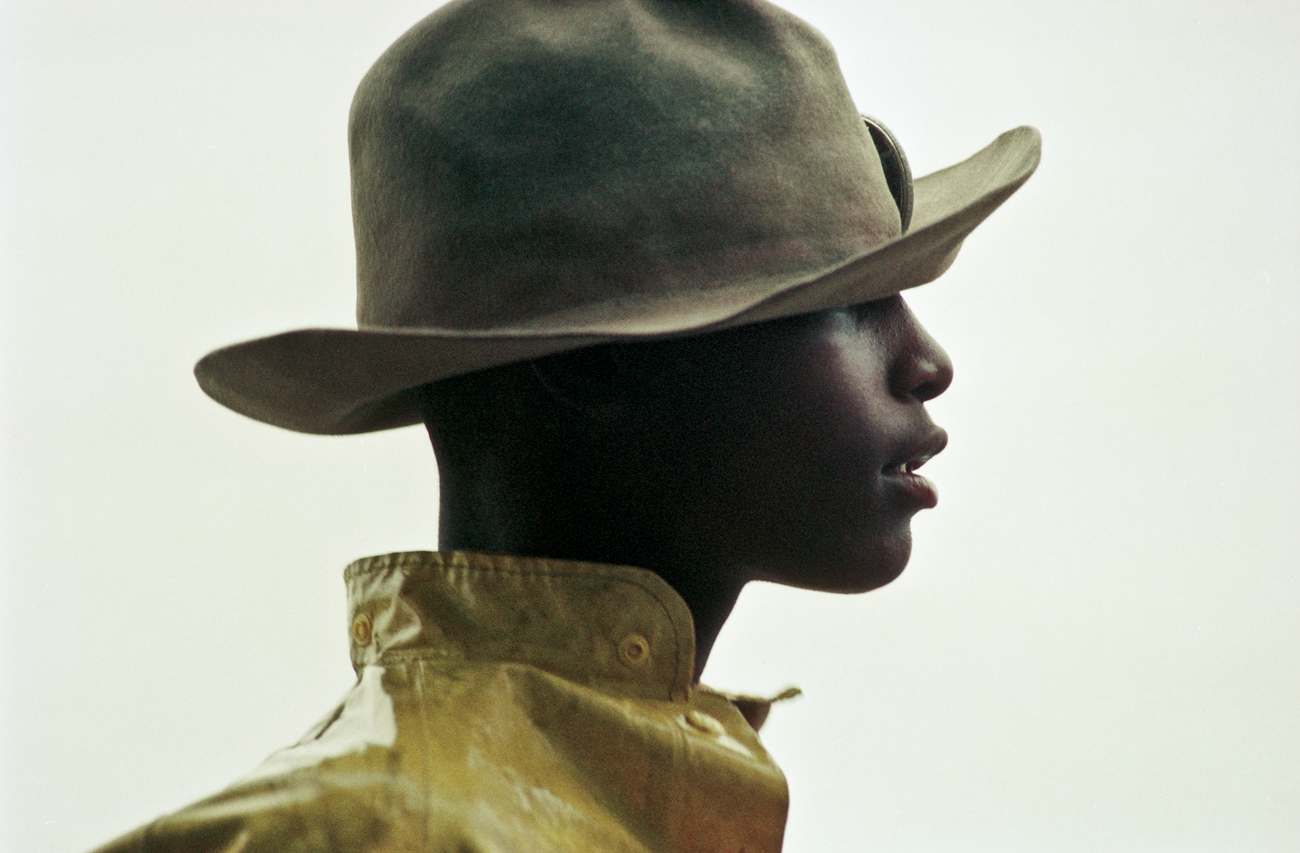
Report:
344,551,697,703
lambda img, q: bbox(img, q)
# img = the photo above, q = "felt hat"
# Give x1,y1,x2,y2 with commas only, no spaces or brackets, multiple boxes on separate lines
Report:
195,0,1040,435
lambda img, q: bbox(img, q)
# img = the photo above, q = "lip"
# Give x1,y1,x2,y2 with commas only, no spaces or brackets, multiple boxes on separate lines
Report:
881,427,948,509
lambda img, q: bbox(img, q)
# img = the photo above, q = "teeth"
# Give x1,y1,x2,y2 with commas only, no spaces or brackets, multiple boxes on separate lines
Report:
886,449,937,477
886,459,931,476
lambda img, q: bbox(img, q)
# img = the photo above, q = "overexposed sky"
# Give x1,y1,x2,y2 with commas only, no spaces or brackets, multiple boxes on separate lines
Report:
2,2,1297,851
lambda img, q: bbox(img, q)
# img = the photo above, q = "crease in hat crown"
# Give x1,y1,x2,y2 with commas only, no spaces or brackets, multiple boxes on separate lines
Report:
195,0,1041,435
349,0,897,331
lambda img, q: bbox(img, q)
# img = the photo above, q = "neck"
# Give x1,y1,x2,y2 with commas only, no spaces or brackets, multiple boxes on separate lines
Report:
437,464,745,681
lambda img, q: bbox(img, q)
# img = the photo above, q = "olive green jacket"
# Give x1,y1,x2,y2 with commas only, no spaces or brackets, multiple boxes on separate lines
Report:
93,551,790,853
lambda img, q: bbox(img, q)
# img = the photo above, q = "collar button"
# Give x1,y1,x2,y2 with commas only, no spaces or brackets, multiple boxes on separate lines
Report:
618,633,650,666
351,614,373,645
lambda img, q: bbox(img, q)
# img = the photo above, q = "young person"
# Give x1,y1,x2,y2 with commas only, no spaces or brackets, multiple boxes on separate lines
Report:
92,0,1038,850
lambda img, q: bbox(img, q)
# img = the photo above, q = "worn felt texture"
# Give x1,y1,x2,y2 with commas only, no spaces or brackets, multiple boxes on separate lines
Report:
196,0,1040,434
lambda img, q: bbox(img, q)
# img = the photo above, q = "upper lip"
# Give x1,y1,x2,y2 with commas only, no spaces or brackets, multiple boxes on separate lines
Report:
882,427,948,476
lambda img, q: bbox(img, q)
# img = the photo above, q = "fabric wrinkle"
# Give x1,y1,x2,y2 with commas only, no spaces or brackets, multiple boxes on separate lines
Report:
92,551,792,853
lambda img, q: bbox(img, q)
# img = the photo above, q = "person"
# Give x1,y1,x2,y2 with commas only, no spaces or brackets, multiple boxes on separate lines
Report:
91,0,1039,850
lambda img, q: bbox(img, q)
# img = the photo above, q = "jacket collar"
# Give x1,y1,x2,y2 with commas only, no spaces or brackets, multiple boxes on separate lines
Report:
344,551,697,702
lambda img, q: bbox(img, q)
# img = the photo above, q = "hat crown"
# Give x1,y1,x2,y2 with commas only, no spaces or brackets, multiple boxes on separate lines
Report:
349,0,900,332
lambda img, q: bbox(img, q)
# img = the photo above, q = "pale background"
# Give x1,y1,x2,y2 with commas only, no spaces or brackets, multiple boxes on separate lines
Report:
2,1,1297,851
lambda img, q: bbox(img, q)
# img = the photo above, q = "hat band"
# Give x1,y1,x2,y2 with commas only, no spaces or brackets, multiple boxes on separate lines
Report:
862,115,913,233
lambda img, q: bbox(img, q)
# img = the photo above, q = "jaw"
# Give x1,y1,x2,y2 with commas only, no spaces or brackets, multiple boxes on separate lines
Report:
746,516,916,594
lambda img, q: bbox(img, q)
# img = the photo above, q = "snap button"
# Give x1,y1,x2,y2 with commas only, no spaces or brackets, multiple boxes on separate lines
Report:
618,633,650,666
350,614,373,645
683,710,726,736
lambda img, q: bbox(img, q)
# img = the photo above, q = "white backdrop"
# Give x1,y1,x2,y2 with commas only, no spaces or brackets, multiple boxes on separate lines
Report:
2,2,1297,851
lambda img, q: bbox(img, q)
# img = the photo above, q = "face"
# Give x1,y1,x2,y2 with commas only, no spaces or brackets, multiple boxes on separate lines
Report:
618,295,953,593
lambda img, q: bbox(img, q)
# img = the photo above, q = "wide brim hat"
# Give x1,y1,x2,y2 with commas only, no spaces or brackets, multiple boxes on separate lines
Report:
196,0,1040,435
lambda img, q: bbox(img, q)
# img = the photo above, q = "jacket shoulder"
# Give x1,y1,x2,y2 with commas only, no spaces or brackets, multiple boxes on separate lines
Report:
86,769,435,853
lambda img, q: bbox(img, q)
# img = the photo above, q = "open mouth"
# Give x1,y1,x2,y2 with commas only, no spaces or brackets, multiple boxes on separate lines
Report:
881,451,941,508
882,456,932,477
882,428,948,478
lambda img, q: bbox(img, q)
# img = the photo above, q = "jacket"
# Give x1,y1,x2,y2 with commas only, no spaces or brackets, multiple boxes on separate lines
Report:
92,550,791,853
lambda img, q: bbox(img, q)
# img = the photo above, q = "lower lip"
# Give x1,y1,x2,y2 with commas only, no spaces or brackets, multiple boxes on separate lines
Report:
887,472,939,509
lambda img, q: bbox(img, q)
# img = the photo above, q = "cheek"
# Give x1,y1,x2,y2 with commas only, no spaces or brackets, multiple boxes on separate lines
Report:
695,389,899,554
734,354,920,586
780,347,896,479
650,314,917,586
701,330,893,491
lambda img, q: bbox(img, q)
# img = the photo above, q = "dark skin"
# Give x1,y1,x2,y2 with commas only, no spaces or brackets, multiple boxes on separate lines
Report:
418,294,953,680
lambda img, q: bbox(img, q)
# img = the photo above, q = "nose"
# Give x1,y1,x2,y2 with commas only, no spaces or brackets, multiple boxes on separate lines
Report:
890,300,953,403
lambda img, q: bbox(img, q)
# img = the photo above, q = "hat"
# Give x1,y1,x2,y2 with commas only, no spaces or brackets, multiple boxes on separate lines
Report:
195,0,1040,435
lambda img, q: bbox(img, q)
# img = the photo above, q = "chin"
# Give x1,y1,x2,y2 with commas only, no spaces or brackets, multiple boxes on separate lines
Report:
833,550,910,593
776,527,914,593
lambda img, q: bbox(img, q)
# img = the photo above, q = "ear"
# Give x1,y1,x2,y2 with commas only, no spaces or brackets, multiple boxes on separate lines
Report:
529,344,636,421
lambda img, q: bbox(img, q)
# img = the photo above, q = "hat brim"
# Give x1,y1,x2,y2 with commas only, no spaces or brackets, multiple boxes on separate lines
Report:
195,126,1040,435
